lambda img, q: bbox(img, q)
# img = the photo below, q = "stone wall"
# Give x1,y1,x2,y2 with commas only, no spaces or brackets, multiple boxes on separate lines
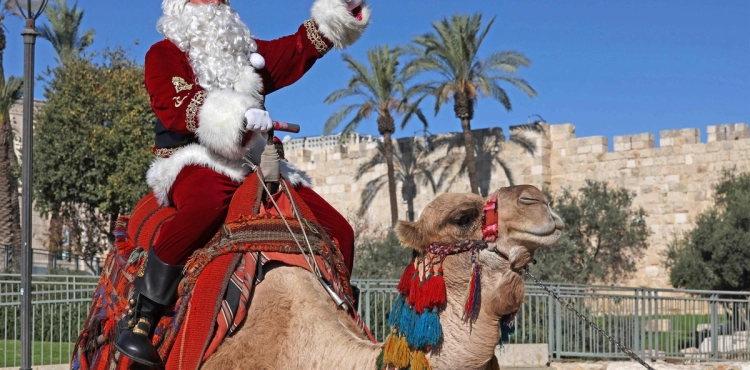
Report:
11,98,749,286
284,122,750,289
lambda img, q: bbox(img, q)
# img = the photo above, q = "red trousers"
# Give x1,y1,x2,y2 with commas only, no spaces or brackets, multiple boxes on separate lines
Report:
152,165,355,273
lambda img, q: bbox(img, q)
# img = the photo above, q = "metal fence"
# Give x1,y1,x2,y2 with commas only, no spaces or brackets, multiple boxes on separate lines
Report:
0,246,102,276
0,275,748,366
0,274,99,367
352,279,750,362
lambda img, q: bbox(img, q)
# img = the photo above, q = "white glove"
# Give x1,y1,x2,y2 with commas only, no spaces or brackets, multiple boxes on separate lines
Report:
244,108,272,133
341,0,363,11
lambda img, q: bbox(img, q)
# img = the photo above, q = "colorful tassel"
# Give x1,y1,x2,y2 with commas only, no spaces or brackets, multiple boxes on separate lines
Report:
397,260,417,295
500,314,516,344
382,329,399,365
411,350,431,370
416,268,446,312
412,308,442,349
463,250,482,323
397,302,419,340
388,296,406,328
389,335,411,368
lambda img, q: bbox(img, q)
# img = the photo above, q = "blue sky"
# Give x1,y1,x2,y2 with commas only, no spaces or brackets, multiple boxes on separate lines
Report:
4,0,749,143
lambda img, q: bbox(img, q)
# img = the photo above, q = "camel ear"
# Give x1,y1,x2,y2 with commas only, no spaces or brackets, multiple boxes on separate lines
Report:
396,221,424,252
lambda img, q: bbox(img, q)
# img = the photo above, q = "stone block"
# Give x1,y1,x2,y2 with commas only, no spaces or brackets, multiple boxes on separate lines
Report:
660,128,700,147
495,344,548,367
614,133,655,152
550,123,575,141
707,123,749,142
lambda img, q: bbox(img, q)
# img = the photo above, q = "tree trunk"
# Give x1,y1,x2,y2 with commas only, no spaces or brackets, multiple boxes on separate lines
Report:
382,132,399,227
0,116,21,272
460,118,479,194
378,113,398,227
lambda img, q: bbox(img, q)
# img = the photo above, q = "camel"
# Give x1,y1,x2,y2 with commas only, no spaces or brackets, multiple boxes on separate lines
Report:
201,184,564,369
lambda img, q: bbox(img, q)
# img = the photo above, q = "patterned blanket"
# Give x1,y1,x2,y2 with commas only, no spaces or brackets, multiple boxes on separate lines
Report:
70,174,368,369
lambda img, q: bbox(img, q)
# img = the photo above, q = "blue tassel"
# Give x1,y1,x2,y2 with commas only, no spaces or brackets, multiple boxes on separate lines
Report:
411,308,442,349
388,295,406,328
500,314,515,344
397,302,419,339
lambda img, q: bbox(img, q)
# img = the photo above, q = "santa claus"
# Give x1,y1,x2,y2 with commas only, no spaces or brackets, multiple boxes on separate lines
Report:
114,0,369,366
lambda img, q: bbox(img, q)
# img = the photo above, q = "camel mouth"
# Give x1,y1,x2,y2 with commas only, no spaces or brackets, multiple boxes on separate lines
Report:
515,222,562,238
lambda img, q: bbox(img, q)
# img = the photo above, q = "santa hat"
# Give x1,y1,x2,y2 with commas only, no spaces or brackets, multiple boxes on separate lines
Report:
161,0,230,17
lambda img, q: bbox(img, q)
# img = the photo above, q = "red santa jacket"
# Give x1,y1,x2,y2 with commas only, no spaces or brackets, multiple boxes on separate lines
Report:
144,0,370,206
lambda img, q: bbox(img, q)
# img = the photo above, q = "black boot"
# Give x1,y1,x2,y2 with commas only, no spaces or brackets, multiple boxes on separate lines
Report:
114,249,184,367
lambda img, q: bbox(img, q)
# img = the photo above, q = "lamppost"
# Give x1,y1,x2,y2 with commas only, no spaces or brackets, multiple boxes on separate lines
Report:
15,0,48,369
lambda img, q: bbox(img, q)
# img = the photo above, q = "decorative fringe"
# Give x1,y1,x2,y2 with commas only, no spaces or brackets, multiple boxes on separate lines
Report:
463,249,482,323
382,238,493,369
411,349,431,370
382,333,410,369
499,314,515,345
413,268,446,313
412,309,442,349
397,303,419,340
397,260,416,295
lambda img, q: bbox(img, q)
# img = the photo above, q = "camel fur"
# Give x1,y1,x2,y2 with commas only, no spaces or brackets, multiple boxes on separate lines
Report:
202,185,564,369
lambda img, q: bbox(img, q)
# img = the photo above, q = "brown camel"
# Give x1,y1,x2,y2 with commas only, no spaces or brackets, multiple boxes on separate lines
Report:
202,185,564,369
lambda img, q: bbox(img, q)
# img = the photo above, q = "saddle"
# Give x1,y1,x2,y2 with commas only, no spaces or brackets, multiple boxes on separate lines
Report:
70,172,365,370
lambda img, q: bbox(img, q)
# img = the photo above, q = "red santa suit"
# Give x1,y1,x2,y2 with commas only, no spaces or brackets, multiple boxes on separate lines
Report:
143,0,368,271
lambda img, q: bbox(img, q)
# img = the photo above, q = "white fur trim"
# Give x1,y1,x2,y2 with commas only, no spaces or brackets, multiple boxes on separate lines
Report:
195,88,262,160
280,160,312,188
146,144,252,206
249,53,265,70
233,66,264,97
311,0,370,49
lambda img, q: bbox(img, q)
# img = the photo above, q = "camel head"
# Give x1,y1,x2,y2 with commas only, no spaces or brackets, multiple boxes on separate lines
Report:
381,185,565,369
396,185,564,344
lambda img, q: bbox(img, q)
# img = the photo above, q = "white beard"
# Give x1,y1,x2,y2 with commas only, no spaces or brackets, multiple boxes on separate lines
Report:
157,3,256,91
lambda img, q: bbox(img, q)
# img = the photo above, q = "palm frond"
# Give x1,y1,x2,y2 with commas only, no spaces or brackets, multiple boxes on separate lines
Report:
493,157,516,186
358,176,388,217
0,76,23,123
323,104,361,135
509,132,537,156
493,75,537,99
36,0,95,64
355,144,386,180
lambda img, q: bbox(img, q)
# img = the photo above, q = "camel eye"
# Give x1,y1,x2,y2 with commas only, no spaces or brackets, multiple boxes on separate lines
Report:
454,214,474,227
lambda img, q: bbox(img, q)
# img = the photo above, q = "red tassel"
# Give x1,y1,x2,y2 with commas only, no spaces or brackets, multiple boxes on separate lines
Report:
417,268,446,311
397,260,417,296
464,267,479,322
408,269,421,307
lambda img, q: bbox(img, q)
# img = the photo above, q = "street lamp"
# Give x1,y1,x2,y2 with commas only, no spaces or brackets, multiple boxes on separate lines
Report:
15,0,48,369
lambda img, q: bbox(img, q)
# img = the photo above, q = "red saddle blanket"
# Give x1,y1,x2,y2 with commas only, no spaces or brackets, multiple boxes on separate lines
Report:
70,174,367,370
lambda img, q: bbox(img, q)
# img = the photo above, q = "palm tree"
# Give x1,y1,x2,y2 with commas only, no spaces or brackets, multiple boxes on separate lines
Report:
323,45,426,226
431,121,544,197
355,138,437,222
0,0,24,271
405,13,537,195
36,0,94,64
0,75,23,271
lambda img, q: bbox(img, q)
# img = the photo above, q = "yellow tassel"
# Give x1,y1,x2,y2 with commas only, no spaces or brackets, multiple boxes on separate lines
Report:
391,335,411,368
382,331,398,365
486,355,500,370
411,350,431,370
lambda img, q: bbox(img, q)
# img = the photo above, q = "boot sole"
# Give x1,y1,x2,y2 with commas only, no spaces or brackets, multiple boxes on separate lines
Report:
113,341,161,368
